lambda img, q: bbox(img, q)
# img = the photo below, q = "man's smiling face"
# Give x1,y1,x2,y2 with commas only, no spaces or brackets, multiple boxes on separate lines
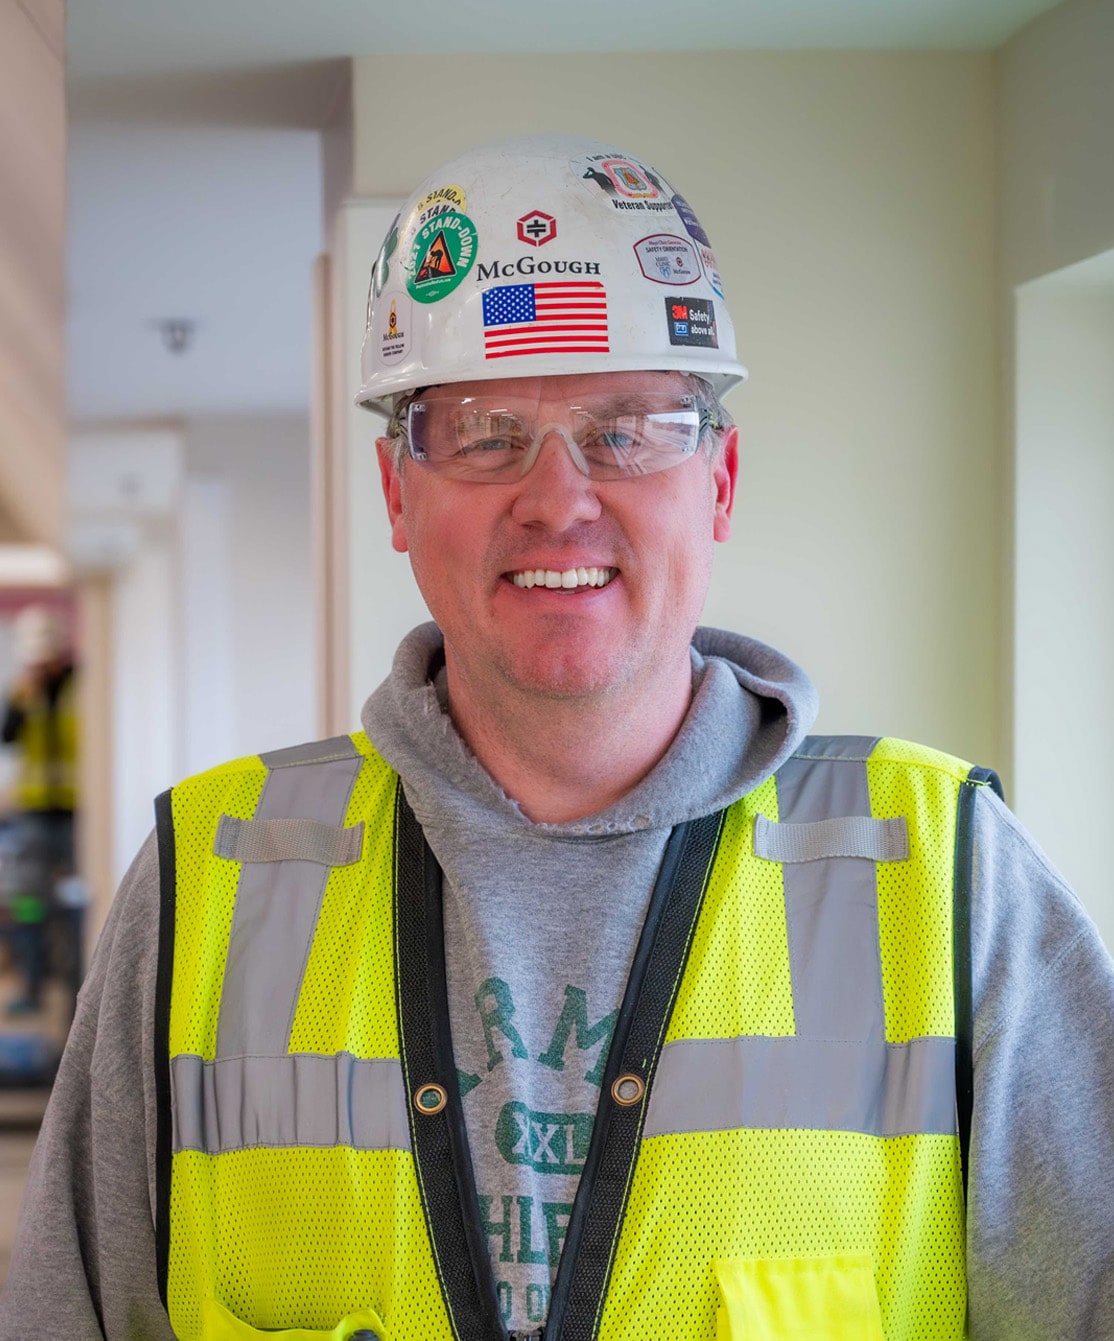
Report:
378,370,737,706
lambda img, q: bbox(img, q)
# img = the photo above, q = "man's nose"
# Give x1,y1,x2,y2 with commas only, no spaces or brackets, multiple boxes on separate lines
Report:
509,431,602,530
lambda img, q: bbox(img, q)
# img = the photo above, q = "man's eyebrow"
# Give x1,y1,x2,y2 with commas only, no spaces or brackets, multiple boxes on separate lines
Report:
577,391,689,414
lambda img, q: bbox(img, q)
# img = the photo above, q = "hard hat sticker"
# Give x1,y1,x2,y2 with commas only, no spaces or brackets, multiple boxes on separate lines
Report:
374,290,412,366
633,234,702,286
670,194,711,246
414,184,467,227
666,297,718,348
370,213,401,304
482,280,609,360
698,244,724,298
573,152,675,215
517,210,557,247
406,210,477,304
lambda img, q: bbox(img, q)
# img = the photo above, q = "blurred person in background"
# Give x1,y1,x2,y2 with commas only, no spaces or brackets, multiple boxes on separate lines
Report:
0,604,78,1016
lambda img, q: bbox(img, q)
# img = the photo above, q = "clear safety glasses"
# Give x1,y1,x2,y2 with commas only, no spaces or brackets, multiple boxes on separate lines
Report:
392,389,715,482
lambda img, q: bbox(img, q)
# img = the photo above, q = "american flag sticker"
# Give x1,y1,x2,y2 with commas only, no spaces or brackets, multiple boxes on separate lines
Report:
482,281,609,359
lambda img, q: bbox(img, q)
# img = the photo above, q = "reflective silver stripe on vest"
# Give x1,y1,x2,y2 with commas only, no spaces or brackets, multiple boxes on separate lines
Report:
643,735,954,1141
171,1052,411,1154
774,737,885,1043
754,813,909,864
215,735,363,1060
643,1034,956,1138
215,814,365,867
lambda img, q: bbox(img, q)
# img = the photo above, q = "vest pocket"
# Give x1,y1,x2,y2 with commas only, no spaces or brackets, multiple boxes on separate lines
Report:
714,1254,884,1340
200,1296,389,1340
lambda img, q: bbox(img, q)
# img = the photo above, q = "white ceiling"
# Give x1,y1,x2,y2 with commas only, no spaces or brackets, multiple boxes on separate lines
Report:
66,0,1064,421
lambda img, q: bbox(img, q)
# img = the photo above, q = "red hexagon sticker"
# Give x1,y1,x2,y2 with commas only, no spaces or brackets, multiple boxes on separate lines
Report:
517,210,557,247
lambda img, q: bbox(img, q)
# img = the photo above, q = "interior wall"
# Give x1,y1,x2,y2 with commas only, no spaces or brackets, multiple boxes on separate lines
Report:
994,0,1114,793
1014,282,1114,944
997,0,1114,291
349,50,999,765
0,0,65,546
183,415,316,769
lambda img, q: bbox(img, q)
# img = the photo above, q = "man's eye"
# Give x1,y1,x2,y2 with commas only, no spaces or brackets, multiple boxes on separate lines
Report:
583,423,642,457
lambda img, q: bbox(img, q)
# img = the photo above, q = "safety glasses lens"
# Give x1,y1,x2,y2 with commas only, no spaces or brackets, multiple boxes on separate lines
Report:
405,394,703,480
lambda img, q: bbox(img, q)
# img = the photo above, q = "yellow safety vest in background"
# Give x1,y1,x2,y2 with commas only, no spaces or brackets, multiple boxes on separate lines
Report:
156,731,998,1340
13,670,78,811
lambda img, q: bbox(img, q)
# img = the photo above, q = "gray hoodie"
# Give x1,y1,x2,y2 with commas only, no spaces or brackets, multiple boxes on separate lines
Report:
3,625,1114,1338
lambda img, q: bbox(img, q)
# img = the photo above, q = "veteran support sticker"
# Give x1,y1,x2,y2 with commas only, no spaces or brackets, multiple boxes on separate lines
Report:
666,296,718,347
572,152,675,214
406,210,477,304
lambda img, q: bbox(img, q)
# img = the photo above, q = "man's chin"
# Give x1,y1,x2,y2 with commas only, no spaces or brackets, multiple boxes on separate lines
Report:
497,649,630,703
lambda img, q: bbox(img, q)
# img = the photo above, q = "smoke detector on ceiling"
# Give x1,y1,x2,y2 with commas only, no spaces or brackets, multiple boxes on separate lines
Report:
153,318,197,355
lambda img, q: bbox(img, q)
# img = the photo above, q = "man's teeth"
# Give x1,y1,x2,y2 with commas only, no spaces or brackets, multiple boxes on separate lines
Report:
511,566,617,590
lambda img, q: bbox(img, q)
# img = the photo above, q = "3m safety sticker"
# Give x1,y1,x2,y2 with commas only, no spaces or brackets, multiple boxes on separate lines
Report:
633,234,702,285
406,210,477,304
374,290,411,365
666,296,718,348
572,152,676,215
482,281,609,359
671,193,711,246
699,243,724,297
370,212,401,303
517,210,557,247
414,183,467,227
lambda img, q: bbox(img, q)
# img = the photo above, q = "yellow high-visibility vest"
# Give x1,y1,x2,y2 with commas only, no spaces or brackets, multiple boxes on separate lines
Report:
11,669,78,811
157,731,997,1340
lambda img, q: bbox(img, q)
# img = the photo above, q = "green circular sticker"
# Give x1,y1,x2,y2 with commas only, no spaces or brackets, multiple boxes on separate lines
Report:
406,210,477,304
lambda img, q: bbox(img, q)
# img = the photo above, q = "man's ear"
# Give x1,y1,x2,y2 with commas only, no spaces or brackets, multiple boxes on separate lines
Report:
377,439,409,553
712,425,738,543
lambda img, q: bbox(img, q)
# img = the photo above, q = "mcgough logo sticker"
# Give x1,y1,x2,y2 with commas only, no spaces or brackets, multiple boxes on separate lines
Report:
572,151,676,214
475,255,601,282
406,210,477,304
374,290,411,365
517,209,557,247
633,233,702,286
413,183,466,227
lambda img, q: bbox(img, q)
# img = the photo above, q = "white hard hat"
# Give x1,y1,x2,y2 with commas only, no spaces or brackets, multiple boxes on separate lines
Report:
13,605,67,669
356,134,748,417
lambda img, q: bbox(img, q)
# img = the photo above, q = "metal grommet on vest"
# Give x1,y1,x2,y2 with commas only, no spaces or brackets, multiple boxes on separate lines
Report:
414,1082,448,1115
611,1073,645,1107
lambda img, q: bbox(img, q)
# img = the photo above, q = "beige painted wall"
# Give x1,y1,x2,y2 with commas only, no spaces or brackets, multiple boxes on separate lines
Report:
0,0,65,547
1014,283,1114,942
994,0,1114,790
997,0,1114,290
349,52,1000,766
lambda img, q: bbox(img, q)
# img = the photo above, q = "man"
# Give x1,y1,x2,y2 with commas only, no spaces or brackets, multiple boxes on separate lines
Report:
3,134,1114,1340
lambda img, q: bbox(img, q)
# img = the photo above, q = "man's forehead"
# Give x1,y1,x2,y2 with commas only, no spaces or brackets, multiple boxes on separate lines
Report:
423,370,696,402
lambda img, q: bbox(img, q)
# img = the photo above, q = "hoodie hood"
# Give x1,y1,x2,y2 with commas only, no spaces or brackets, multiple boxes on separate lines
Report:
362,622,817,838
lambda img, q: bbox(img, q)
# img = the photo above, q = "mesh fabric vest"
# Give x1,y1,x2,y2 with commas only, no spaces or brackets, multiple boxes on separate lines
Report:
156,732,994,1340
